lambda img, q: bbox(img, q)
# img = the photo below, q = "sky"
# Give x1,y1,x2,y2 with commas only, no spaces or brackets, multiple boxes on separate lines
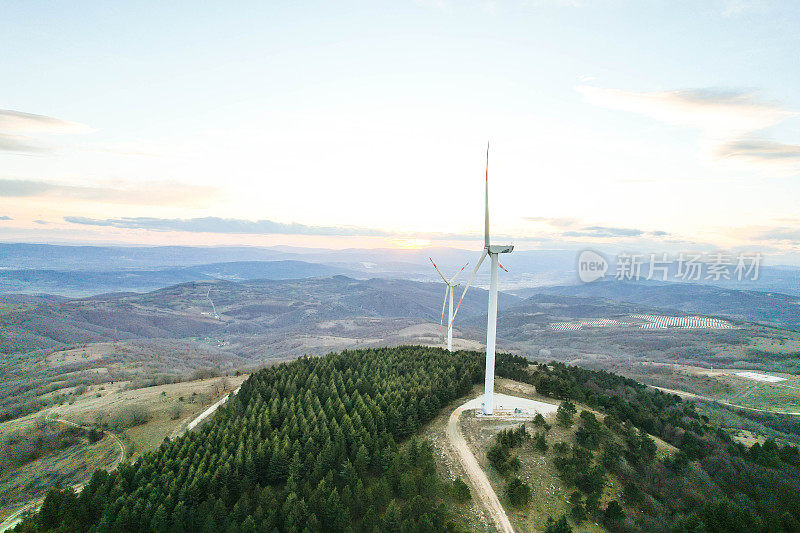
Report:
2,1,799,262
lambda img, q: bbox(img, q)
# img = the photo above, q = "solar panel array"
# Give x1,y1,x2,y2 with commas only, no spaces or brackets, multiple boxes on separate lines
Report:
549,318,624,331
630,314,734,329
549,314,734,331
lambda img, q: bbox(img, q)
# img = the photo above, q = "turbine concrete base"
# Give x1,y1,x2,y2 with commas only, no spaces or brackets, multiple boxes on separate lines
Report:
465,393,558,419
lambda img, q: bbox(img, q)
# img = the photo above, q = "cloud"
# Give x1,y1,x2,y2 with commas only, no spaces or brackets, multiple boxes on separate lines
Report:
413,0,452,11
579,85,800,174
0,216,12,220
525,217,669,239
562,226,669,239
0,133,50,153
577,86,790,137
715,139,800,164
0,110,93,134
0,179,219,206
523,216,578,227
64,216,396,237
751,227,800,243
33,220,49,225
722,0,773,17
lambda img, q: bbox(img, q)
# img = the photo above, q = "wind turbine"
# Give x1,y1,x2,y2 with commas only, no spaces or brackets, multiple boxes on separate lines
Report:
450,142,512,415
429,258,468,352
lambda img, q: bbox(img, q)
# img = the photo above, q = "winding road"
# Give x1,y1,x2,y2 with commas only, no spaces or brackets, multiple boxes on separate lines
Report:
1,385,240,532
0,411,127,533
447,399,515,533
46,410,127,465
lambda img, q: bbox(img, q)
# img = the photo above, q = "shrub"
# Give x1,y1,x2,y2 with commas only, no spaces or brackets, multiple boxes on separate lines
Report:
534,431,548,453
603,500,624,525
557,401,577,427
544,514,573,533
506,477,531,507
451,477,470,503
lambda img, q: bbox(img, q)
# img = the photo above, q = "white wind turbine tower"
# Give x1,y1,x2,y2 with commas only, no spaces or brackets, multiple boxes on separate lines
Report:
429,258,468,352
450,142,512,415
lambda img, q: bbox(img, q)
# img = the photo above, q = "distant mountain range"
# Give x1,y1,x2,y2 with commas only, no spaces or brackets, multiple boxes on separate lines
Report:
0,261,362,296
0,243,578,295
1,243,798,304
514,280,800,329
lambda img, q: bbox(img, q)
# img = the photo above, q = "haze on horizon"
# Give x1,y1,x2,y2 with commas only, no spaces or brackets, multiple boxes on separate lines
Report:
2,1,799,262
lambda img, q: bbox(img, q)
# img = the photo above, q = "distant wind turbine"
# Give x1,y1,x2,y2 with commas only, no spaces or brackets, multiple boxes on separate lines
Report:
429,257,468,352
450,142,513,415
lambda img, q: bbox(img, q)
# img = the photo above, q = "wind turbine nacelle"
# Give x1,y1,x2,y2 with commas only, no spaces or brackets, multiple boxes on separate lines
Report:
488,245,514,254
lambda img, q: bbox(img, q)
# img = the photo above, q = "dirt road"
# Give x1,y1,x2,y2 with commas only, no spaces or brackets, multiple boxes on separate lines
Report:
0,411,127,533
46,411,127,465
447,399,515,533
171,386,241,438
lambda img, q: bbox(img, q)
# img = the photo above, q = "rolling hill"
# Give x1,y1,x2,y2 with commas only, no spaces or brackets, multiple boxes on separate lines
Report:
0,276,516,357
515,280,800,329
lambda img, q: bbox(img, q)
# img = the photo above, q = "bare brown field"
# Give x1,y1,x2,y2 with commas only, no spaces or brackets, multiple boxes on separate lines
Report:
0,416,118,523
0,375,246,524
622,363,800,414
48,375,247,459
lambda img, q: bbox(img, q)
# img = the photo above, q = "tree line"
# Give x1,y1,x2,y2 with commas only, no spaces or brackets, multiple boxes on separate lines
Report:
15,346,483,533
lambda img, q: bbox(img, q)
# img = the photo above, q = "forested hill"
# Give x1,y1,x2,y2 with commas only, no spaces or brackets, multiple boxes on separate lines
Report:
497,356,800,532
14,347,800,532
14,347,484,533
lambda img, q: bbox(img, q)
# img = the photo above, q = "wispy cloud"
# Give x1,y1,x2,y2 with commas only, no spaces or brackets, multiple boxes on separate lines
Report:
577,86,790,137
0,109,93,153
523,216,579,227
0,179,219,206
750,227,800,243
0,110,93,134
578,85,799,174
0,133,50,153
64,216,396,237
0,216,12,221
715,139,800,165
722,0,772,17
562,226,669,238
523,216,668,239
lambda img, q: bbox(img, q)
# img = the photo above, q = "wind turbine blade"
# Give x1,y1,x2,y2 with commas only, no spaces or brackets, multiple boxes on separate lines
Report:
440,285,449,325
498,262,508,273
450,250,488,326
429,257,448,283
485,141,490,249
448,262,469,284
